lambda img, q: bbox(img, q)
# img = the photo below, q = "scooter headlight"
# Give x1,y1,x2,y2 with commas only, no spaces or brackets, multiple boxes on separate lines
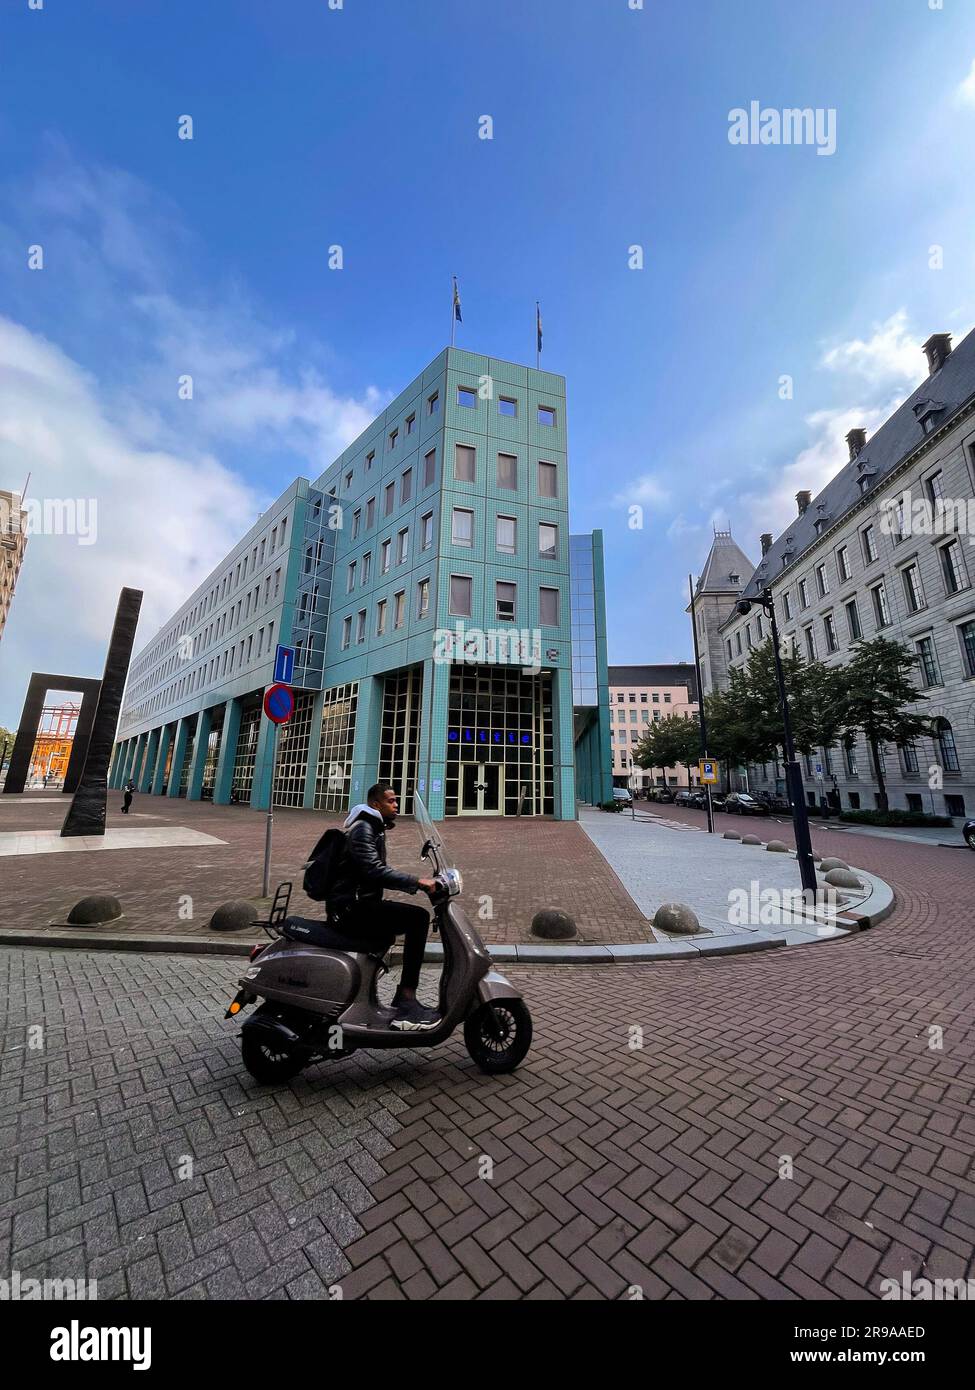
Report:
443,868,463,897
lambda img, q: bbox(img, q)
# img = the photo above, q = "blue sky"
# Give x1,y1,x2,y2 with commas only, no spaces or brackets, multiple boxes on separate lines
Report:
2,0,975,726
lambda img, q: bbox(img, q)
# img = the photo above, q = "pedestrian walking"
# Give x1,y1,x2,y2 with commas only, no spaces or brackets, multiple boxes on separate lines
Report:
122,779,135,814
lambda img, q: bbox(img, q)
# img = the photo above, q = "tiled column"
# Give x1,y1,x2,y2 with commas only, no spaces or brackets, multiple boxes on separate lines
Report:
350,674,384,809
213,700,242,805
302,691,326,809
120,739,137,785
140,727,160,793
417,657,450,821
186,706,213,801
250,713,276,811
166,718,191,798
151,724,173,796
109,744,123,788
132,733,149,789
554,667,577,820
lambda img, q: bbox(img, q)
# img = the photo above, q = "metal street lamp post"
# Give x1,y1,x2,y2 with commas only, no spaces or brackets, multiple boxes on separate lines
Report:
736,588,818,896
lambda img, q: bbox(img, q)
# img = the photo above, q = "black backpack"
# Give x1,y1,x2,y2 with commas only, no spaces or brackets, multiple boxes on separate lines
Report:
302,828,347,903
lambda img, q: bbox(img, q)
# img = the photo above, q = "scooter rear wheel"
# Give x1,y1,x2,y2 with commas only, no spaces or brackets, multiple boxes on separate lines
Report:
241,1010,308,1084
464,999,532,1074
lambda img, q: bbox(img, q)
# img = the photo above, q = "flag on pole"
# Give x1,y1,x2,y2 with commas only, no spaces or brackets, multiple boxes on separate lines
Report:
453,276,462,324
536,302,542,367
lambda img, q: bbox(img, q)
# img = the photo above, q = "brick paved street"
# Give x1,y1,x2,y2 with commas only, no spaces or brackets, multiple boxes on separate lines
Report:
0,794,649,945
2,806,973,1300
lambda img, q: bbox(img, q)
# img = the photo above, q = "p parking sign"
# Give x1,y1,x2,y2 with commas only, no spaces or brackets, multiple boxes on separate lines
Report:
699,759,718,784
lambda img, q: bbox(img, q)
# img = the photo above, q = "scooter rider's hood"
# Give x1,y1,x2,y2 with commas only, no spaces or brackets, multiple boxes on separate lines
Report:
343,803,386,830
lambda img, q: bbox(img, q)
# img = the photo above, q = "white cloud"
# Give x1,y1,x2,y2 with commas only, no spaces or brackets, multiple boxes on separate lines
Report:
613,473,670,507
956,58,975,107
820,310,922,387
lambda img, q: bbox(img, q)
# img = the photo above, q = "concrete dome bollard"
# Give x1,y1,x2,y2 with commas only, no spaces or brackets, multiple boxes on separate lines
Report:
819,857,849,873
824,868,863,890
653,902,705,935
531,908,577,940
209,900,259,932
741,834,762,846
722,830,741,840
766,840,789,852
66,894,123,926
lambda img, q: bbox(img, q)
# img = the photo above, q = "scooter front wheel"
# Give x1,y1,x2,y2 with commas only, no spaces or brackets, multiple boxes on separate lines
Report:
464,999,532,1075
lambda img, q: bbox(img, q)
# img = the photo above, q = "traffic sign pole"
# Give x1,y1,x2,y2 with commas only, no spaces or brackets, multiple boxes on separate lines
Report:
262,723,277,899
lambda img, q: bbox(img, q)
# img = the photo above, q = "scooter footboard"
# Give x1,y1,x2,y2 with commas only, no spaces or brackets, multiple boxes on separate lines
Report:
475,969,523,1006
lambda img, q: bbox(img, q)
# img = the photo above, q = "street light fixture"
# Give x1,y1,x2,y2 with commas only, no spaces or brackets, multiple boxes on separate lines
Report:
736,588,818,896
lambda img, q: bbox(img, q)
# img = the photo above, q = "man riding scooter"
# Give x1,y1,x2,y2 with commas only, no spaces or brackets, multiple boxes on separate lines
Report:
331,783,441,1031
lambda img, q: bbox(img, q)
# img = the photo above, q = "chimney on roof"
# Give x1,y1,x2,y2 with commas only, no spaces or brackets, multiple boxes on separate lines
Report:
760,532,773,556
922,333,952,375
796,490,812,516
846,428,867,460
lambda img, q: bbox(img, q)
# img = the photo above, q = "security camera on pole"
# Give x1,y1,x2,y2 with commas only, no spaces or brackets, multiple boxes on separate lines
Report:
262,644,296,898
734,588,817,896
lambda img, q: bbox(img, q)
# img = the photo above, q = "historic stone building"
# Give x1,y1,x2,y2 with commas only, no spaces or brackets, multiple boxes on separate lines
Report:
693,329,975,821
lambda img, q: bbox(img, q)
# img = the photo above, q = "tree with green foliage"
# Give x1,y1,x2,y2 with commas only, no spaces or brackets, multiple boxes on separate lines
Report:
833,638,936,812
632,713,701,787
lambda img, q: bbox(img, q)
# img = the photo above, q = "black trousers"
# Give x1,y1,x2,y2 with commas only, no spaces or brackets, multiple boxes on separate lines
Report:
336,899,430,992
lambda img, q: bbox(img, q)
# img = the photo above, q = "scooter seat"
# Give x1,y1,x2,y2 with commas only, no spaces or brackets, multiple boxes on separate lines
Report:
281,915,394,956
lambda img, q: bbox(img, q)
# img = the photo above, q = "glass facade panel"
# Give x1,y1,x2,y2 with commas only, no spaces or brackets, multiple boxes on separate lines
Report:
315,682,358,811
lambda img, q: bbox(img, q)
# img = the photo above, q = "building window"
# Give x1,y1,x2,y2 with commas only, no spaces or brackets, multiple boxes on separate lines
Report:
925,470,944,506
902,563,924,613
356,610,366,644
916,635,941,688
783,592,792,622
428,391,439,415
455,444,476,482
539,522,558,559
798,578,809,608
365,450,375,472
366,496,376,528
457,386,477,408
816,564,830,598
397,528,409,564
361,552,371,585
538,405,556,427
823,613,838,653
351,509,361,540
901,742,919,775
389,428,398,451
376,599,387,636
452,507,474,547
405,413,415,435
936,718,960,773
346,561,356,593
745,622,753,649
497,453,517,489
939,539,966,595
416,578,430,619
401,468,413,504
496,581,516,622
726,639,733,660
862,525,878,564
497,396,517,418
959,619,975,678
837,545,851,582
423,449,436,487
871,581,891,628
845,599,862,641
539,586,559,626
341,616,352,650
393,591,405,629
344,470,353,491
736,632,742,655
380,539,391,573
845,743,858,777
804,626,816,661
538,461,557,498
496,515,516,555
421,511,433,550
384,481,395,517
449,575,472,617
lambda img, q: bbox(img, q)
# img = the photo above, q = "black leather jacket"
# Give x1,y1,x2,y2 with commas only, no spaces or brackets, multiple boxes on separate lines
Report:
330,811,419,913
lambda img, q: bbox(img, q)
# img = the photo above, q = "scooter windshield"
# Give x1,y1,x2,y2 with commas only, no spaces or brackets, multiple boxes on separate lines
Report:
413,794,452,874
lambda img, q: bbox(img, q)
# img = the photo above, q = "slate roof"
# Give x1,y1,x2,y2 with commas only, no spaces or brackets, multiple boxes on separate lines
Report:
741,328,975,601
695,530,756,595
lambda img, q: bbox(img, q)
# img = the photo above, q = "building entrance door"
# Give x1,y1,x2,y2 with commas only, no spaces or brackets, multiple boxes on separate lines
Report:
460,762,503,815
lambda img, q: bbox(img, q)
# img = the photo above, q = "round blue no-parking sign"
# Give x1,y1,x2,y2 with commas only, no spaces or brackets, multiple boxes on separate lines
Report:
263,683,294,724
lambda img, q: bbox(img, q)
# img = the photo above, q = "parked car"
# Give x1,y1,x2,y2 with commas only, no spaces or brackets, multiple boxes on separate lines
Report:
612,787,633,807
675,789,704,809
709,792,727,812
964,817,975,850
755,791,791,813
724,792,769,816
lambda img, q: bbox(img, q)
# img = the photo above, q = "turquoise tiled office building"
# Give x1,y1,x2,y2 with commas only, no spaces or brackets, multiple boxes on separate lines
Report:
111,348,611,820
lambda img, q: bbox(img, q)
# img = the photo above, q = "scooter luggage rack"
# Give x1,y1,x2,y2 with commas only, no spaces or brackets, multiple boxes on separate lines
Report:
258,880,293,939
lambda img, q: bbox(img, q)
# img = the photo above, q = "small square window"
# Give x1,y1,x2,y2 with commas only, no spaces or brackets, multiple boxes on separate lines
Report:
497,453,517,489
449,575,472,617
428,392,440,415
423,449,436,487
454,444,476,482
365,451,374,471
538,461,557,498
344,470,353,491
457,386,477,408
389,429,398,450
538,405,556,427
499,397,517,417
496,582,516,623
405,414,415,435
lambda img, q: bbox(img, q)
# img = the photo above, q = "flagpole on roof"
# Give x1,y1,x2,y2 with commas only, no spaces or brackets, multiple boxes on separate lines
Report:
450,275,455,348
535,301,542,370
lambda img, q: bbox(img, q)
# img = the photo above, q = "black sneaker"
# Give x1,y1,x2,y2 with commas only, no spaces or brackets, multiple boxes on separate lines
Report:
390,1000,441,1032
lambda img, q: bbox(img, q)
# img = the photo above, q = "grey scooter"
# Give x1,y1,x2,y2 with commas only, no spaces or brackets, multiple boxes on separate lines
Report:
224,796,532,1084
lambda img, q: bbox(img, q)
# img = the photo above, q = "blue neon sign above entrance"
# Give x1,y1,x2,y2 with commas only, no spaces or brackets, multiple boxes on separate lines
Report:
448,728,532,746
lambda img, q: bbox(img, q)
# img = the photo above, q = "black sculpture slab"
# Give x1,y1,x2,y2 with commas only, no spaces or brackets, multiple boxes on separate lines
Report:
61,587,143,837
3,674,101,795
